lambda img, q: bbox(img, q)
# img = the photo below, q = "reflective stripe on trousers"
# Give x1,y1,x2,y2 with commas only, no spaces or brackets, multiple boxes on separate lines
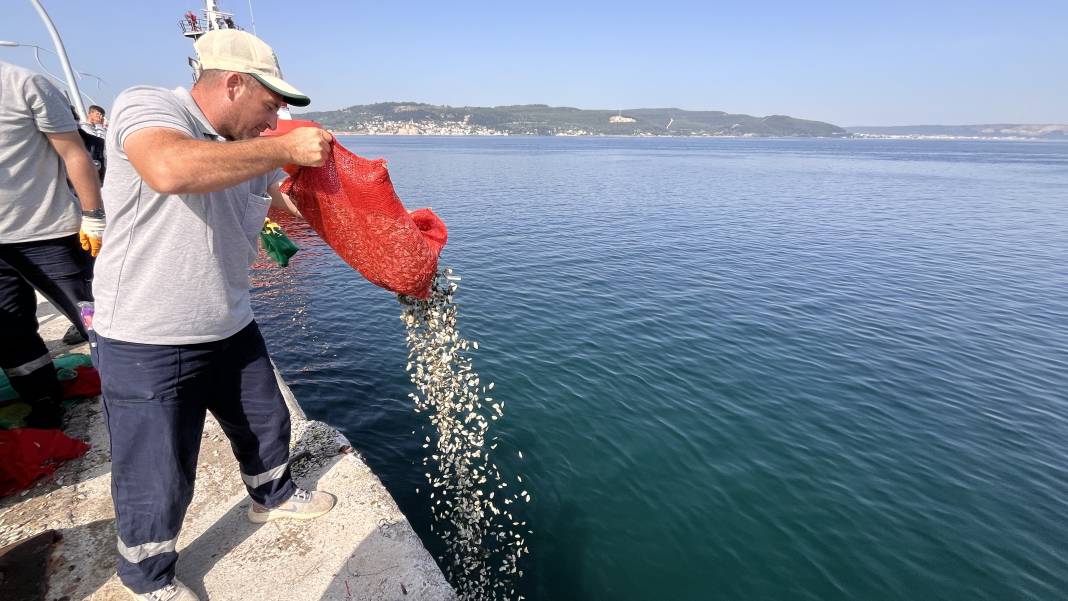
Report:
117,536,178,564
4,352,52,377
242,462,289,489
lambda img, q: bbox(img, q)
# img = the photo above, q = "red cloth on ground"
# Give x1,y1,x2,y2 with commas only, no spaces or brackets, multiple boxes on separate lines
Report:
0,429,89,496
60,366,100,399
267,120,447,298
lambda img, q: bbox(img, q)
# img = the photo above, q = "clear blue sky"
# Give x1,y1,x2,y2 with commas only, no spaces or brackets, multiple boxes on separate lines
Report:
2,0,1065,126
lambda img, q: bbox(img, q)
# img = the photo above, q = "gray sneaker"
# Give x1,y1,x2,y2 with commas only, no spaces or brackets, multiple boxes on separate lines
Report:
248,487,337,523
124,578,199,601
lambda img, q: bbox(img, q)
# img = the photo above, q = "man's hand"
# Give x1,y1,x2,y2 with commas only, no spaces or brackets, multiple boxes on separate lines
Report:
282,127,333,167
79,215,105,257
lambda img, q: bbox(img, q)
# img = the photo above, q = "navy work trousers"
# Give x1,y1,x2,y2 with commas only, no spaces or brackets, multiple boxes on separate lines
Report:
95,321,296,593
0,234,92,407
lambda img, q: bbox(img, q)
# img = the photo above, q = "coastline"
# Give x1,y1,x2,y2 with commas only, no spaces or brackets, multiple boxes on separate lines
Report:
327,130,1061,141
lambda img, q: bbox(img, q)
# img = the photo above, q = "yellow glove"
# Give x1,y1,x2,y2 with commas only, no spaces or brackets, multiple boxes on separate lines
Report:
263,217,282,234
79,215,105,257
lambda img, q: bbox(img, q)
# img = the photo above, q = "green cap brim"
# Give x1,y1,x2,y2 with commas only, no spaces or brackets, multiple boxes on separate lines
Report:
249,73,311,107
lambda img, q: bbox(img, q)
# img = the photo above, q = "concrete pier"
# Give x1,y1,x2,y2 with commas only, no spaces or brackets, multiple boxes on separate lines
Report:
0,297,456,601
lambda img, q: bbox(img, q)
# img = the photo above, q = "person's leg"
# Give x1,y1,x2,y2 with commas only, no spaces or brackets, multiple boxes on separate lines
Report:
97,334,212,593
208,322,336,523
0,255,63,427
1,235,92,339
207,321,296,507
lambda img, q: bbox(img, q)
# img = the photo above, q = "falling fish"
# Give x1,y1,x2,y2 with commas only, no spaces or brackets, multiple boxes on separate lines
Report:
399,268,530,601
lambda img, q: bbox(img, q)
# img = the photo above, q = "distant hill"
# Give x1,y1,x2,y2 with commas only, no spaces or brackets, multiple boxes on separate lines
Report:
295,102,847,137
847,124,1068,140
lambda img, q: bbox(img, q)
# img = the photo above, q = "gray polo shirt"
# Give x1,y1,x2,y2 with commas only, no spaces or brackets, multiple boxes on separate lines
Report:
93,86,284,344
0,61,80,243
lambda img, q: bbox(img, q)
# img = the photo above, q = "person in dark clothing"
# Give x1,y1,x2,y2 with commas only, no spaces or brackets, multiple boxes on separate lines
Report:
78,127,106,181
0,61,104,428
75,104,107,181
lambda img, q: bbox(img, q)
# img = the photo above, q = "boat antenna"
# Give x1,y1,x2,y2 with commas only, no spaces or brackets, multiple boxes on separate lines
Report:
248,0,257,34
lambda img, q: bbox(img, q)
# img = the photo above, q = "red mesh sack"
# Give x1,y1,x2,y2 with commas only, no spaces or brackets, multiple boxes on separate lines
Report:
60,366,101,399
0,429,89,496
268,120,447,299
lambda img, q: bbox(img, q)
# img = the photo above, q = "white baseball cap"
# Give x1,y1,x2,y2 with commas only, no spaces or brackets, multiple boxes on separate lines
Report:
193,29,310,107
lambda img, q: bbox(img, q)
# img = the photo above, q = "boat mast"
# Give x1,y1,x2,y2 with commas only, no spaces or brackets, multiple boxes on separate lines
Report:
28,0,86,120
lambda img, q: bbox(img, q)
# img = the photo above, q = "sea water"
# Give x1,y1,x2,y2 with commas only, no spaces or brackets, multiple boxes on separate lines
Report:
252,136,1068,601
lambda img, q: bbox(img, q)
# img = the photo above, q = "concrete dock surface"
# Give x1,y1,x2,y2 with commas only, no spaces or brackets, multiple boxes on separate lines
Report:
0,296,456,601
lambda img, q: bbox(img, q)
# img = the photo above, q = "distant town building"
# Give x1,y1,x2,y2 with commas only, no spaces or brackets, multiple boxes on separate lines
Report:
609,114,636,123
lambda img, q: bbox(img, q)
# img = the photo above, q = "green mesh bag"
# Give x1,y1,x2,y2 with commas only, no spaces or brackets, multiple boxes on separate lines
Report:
260,218,299,267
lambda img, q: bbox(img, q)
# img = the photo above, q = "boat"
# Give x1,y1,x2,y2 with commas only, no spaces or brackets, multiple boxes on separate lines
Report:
177,0,293,120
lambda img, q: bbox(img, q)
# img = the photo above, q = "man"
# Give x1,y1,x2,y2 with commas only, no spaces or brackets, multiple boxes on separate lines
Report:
92,30,335,601
83,104,107,136
80,104,108,181
0,60,104,428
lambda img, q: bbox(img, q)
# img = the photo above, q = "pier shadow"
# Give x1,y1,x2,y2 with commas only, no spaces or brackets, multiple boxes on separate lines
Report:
177,498,267,600
313,525,457,601
176,425,340,600
44,518,118,600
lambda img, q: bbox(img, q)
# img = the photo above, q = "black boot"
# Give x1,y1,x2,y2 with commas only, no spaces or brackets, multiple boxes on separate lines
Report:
22,390,64,433
25,399,64,430
62,324,86,345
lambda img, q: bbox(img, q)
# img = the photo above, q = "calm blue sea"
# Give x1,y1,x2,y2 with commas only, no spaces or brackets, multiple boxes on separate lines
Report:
251,136,1068,601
